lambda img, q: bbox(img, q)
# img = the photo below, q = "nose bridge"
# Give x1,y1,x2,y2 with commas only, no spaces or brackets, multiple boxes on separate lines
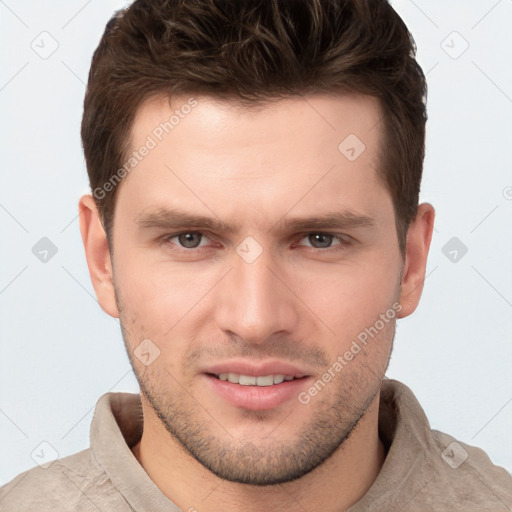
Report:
214,244,298,343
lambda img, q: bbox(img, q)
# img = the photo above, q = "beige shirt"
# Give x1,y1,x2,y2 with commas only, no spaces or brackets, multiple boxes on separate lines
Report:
1,379,510,511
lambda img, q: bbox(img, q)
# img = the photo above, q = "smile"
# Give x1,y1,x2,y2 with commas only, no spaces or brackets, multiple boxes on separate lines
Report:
215,373,297,386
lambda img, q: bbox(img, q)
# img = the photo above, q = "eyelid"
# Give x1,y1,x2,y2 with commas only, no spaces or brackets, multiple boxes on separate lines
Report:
161,230,213,249
294,232,350,249
160,231,351,254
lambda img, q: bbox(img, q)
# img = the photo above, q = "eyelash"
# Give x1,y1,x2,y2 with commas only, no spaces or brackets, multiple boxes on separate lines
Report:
160,231,351,253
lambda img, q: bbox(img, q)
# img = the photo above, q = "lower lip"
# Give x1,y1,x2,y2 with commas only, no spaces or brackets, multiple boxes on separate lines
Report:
204,374,310,411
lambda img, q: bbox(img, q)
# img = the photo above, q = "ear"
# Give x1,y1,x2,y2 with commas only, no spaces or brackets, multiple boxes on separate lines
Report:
397,203,435,318
78,194,120,318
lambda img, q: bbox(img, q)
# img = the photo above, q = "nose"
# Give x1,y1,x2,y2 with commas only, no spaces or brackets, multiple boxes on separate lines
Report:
213,246,300,345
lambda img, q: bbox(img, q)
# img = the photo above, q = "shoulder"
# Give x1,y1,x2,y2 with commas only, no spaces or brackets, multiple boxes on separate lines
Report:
424,429,511,510
0,449,129,512
377,380,511,511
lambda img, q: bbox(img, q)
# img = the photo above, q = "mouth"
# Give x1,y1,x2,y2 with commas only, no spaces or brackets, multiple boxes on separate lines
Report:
203,363,312,410
211,373,305,386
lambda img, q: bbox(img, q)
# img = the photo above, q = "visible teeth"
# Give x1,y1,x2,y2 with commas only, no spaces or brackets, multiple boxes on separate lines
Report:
217,373,296,386
239,375,257,385
227,373,239,384
256,375,274,386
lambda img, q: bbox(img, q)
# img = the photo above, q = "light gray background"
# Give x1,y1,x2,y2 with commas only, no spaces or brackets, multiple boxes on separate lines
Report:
1,0,511,485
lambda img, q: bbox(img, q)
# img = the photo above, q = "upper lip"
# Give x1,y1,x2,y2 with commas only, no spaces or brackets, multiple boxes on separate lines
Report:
203,360,310,379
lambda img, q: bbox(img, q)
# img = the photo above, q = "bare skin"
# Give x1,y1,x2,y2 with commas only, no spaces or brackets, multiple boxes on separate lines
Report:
79,93,434,512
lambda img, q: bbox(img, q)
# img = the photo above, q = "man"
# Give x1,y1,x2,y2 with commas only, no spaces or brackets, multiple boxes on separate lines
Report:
1,0,510,510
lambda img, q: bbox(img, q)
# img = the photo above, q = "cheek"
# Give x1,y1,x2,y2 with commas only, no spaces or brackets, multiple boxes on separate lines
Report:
115,250,197,307
117,286,191,379
114,254,219,361
295,257,400,343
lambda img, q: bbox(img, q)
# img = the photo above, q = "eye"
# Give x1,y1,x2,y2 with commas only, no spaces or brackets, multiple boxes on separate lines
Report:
164,232,210,249
298,233,345,249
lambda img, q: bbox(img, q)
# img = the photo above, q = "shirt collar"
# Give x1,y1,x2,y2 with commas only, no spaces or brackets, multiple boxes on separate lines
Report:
90,379,438,511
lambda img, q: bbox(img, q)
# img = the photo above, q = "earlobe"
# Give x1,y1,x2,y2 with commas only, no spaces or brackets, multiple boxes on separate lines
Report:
397,203,435,318
78,194,120,318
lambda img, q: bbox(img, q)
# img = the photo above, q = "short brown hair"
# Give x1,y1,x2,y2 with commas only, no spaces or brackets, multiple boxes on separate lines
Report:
81,0,427,254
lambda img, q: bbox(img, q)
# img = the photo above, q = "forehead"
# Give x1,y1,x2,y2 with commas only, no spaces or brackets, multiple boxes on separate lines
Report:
114,92,388,228
126,92,382,178
131,92,382,153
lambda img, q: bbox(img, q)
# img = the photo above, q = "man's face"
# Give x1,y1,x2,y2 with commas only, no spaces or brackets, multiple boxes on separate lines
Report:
110,93,403,485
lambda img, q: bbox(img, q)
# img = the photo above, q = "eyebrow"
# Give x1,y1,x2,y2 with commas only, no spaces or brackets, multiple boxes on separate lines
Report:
134,207,376,234
135,207,236,233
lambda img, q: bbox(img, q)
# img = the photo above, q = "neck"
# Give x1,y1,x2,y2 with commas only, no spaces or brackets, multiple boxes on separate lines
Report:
132,394,385,512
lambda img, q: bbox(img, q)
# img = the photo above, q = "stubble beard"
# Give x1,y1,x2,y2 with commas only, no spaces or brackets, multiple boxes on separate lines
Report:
114,277,396,486
125,338,392,486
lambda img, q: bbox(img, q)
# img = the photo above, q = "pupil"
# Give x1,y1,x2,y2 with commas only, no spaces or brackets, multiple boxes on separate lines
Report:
179,233,201,248
309,233,332,248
